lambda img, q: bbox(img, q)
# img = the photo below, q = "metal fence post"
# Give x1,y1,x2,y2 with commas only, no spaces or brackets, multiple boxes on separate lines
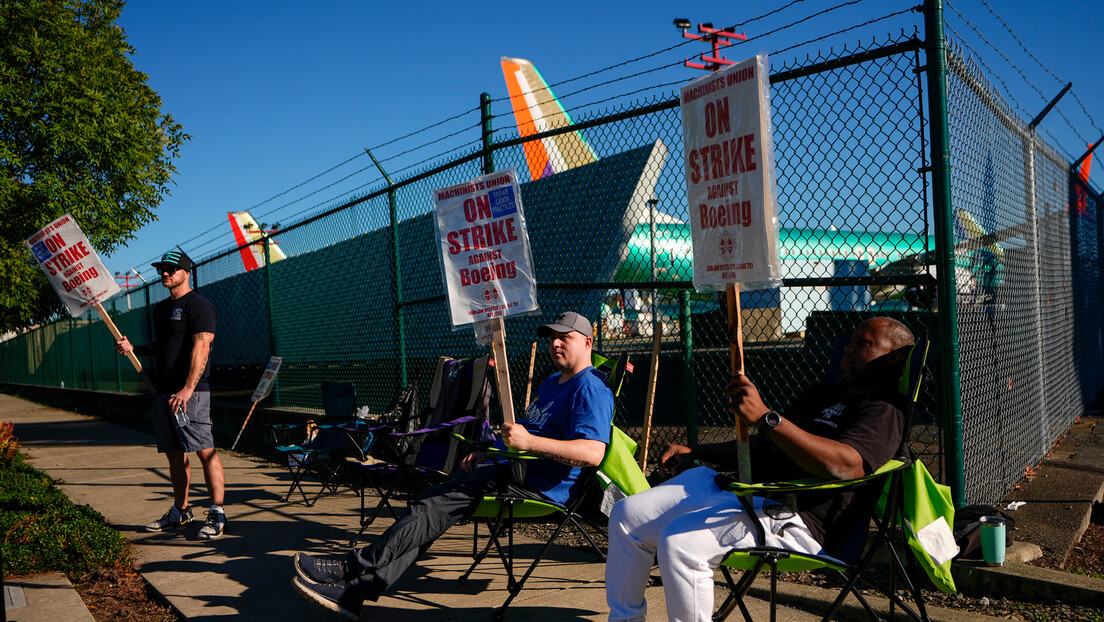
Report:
87,317,96,391
54,322,62,387
481,92,494,174
264,236,281,406
365,147,406,390
679,289,698,445
924,0,965,507
111,303,122,392
69,317,77,388
145,284,154,343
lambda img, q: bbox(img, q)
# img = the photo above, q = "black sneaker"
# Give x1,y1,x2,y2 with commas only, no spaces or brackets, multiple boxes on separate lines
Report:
294,552,347,584
293,576,362,620
145,506,194,532
197,509,226,539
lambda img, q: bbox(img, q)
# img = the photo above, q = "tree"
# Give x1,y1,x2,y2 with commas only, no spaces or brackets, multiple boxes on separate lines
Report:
0,0,188,332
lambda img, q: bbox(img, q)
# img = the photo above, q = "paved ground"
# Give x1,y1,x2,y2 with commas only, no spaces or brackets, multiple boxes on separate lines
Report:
3,392,1101,621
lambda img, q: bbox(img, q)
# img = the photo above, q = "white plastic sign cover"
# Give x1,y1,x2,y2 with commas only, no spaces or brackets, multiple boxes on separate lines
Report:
680,53,781,290
432,168,539,327
251,356,283,402
25,213,121,316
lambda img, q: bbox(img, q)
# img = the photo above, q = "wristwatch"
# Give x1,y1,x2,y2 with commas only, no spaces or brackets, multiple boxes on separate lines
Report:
758,410,782,434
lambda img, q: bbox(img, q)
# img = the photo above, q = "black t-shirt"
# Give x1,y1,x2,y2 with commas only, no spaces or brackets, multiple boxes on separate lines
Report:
152,291,217,393
749,383,905,557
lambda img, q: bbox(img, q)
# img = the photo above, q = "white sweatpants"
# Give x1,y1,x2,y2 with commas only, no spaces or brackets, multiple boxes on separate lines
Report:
605,467,824,622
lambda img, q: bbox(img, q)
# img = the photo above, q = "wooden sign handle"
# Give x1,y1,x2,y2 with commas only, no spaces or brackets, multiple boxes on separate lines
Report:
639,323,662,470
229,400,260,452
523,341,537,407
95,303,142,373
490,318,515,425
725,284,753,482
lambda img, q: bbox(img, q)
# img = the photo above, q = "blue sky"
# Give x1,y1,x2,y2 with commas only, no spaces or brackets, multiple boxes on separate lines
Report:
108,0,1102,282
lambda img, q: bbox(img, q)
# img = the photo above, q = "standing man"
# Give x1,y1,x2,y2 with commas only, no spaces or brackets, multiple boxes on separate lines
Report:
292,311,613,620
116,250,226,539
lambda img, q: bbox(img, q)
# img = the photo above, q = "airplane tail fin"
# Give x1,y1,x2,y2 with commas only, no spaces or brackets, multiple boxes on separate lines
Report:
953,208,1004,260
228,212,287,271
501,57,598,180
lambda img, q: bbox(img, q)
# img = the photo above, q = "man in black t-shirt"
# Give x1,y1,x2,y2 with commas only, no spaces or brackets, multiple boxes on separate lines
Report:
116,250,226,539
605,317,915,622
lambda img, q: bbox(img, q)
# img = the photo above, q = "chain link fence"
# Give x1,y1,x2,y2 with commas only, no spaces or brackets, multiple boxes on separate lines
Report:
3,8,1101,506
947,43,1104,503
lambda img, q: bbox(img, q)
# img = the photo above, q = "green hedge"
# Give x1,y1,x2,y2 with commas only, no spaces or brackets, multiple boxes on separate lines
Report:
1,423,130,576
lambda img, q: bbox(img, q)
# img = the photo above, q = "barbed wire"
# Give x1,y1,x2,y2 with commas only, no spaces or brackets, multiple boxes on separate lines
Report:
241,151,365,214
976,0,1100,134
943,22,1033,120
768,7,916,57
945,1,1091,146
492,0,884,137
489,0,813,110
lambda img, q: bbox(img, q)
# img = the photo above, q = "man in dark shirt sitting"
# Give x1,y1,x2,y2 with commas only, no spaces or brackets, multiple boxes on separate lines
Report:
605,317,915,622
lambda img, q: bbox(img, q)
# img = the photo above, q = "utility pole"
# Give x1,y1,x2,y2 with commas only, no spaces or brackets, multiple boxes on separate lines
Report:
674,19,748,72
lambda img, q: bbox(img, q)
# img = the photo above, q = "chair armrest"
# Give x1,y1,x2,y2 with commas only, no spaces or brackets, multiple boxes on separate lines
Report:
449,434,540,461
391,415,478,437
486,447,542,461
715,458,908,496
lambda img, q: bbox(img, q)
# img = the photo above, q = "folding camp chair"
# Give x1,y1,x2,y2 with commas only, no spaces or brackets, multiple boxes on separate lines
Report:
268,382,366,506
713,334,935,622
457,351,641,620
459,426,649,621
349,355,493,544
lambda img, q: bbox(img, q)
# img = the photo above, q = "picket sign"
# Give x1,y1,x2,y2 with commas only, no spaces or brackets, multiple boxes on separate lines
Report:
680,54,782,483
432,169,540,428
24,214,152,385
230,356,283,451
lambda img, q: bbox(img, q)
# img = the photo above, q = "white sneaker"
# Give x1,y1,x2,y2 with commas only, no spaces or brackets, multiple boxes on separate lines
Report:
197,509,226,539
145,506,194,532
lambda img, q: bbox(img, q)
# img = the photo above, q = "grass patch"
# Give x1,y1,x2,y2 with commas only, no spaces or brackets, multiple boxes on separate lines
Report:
0,421,129,576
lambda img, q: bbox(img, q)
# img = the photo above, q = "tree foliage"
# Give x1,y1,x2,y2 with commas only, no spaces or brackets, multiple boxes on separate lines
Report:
0,0,188,332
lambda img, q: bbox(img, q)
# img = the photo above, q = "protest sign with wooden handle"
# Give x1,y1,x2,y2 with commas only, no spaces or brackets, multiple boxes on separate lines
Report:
26,214,156,393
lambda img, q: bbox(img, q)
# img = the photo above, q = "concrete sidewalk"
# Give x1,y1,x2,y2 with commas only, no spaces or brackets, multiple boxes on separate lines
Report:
0,392,1078,621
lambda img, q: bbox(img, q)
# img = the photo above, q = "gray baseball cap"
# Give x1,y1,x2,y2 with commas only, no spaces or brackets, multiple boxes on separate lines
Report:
537,311,593,338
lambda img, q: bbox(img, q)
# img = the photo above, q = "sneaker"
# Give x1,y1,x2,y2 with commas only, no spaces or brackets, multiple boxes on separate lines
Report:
145,506,194,532
293,576,362,621
197,509,226,539
295,552,347,584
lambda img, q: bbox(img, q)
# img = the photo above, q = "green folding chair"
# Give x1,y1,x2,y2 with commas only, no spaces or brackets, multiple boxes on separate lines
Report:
713,334,940,622
458,425,649,620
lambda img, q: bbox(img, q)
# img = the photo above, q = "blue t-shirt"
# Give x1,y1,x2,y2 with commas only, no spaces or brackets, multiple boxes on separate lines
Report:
513,366,613,504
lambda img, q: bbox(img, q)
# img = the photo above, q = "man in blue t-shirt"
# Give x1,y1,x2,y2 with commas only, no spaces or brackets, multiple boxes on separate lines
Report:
292,311,614,619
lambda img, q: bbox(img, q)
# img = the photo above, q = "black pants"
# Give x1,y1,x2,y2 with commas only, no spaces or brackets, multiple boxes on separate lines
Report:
345,462,545,601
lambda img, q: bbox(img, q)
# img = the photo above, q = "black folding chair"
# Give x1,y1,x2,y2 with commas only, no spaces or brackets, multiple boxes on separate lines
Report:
269,382,364,506
349,355,493,544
